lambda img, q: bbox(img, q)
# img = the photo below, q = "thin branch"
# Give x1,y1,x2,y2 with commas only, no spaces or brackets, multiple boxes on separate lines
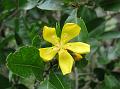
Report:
78,73,93,76
74,67,79,89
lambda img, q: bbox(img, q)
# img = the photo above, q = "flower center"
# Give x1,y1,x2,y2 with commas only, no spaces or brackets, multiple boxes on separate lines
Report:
56,42,65,50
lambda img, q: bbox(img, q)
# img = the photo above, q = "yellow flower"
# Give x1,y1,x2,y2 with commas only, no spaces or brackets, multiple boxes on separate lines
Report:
39,23,90,75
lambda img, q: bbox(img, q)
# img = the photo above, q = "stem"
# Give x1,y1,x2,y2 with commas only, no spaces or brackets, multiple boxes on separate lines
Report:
74,67,79,89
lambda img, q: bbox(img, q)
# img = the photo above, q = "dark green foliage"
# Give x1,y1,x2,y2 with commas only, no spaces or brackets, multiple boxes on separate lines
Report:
0,0,120,89
0,74,12,89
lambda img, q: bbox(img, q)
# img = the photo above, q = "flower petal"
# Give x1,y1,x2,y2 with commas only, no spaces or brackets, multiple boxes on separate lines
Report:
39,46,59,61
61,23,81,44
58,49,74,75
43,26,60,45
64,42,90,54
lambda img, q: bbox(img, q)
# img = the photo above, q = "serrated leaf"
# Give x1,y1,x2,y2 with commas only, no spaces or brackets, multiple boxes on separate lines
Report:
7,46,45,81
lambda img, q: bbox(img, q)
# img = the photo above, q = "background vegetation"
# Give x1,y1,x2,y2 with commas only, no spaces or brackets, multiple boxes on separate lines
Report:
0,0,120,89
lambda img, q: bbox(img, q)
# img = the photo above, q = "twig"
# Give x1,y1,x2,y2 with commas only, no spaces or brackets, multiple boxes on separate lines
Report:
74,67,79,89
78,73,93,76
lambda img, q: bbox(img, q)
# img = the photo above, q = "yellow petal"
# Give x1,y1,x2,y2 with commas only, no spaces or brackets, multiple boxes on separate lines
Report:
61,23,81,44
43,26,60,45
58,49,74,75
39,46,59,61
64,42,90,54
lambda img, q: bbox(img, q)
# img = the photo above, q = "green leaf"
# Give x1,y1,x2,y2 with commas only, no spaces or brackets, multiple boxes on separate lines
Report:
0,35,14,64
38,71,71,89
77,18,88,42
95,74,120,89
65,9,77,23
24,0,39,10
86,18,105,32
104,75,120,89
78,6,97,23
38,79,56,89
98,31,120,40
88,39,100,60
32,35,41,48
2,0,27,10
49,72,71,89
7,46,45,81
20,76,36,89
98,46,111,65
0,35,14,50
14,17,31,45
2,0,16,10
56,23,61,38
89,21,105,38
100,0,120,11
19,0,28,7
37,0,62,10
